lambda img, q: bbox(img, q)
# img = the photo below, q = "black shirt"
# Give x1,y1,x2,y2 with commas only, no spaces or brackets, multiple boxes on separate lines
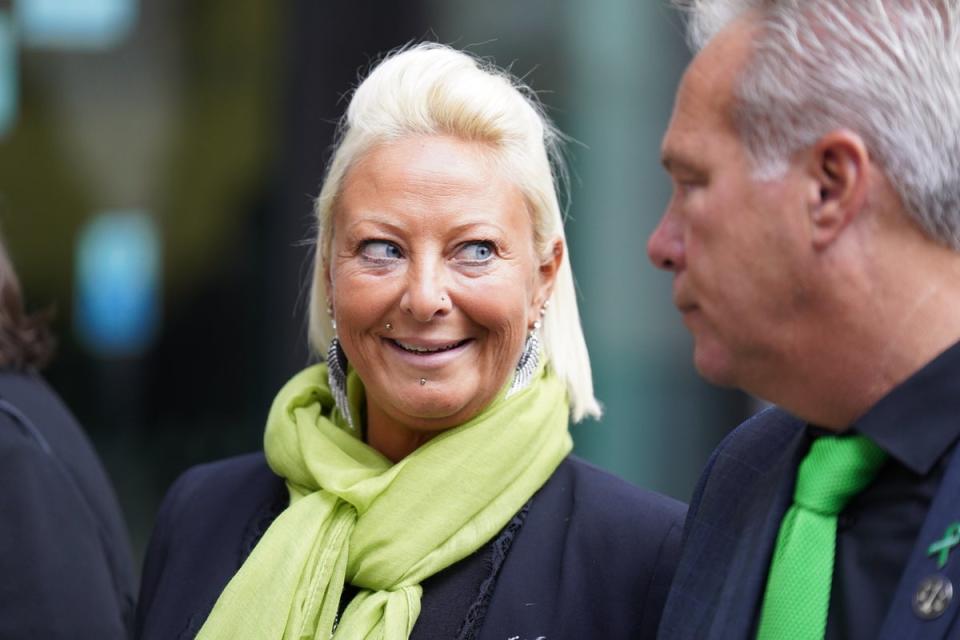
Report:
825,341,960,640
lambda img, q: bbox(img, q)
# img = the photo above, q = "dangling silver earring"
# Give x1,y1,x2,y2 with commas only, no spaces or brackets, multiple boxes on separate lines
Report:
508,303,547,397
327,337,355,430
326,305,355,430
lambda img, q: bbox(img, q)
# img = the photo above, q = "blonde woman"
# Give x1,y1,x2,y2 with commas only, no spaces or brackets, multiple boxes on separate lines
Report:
136,44,684,640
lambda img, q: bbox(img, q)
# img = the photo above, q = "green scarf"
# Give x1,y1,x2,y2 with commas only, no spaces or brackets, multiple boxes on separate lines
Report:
196,361,572,640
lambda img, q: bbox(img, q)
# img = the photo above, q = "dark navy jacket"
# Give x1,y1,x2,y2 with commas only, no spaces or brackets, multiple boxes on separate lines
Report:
0,371,136,638
136,454,685,639
659,406,960,640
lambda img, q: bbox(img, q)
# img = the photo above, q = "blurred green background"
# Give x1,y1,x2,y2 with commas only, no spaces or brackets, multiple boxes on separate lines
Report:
1,0,748,561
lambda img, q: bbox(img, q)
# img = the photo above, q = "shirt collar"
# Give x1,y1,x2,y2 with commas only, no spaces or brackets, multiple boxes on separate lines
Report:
844,340,960,475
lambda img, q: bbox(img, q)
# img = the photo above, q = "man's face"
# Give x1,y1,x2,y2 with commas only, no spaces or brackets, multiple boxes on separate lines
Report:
647,19,813,391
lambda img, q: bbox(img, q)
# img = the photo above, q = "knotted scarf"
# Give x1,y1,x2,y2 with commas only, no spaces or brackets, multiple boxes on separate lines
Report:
196,360,572,639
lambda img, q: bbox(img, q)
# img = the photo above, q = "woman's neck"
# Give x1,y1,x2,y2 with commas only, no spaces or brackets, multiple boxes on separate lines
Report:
364,401,443,462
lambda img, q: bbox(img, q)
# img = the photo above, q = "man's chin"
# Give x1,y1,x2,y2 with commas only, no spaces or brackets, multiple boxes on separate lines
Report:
693,349,739,388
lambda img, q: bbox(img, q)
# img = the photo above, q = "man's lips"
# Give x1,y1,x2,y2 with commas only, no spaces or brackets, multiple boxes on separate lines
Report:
673,292,697,313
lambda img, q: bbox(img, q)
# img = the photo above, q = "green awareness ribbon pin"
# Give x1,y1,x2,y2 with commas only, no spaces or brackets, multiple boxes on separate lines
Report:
928,522,960,570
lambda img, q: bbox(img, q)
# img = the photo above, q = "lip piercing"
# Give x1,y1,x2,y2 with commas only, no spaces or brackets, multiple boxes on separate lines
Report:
385,322,393,331
420,378,427,386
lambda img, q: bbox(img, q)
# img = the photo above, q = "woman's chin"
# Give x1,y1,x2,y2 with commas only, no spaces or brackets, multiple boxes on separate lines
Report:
373,387,487,433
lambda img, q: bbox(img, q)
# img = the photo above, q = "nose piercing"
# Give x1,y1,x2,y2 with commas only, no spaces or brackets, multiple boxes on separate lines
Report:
440,295,447,303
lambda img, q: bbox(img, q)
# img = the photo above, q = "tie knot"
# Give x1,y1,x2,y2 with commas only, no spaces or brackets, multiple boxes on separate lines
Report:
793,434,887,515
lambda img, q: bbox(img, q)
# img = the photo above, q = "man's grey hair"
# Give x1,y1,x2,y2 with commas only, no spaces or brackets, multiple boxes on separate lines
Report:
674,0,960,249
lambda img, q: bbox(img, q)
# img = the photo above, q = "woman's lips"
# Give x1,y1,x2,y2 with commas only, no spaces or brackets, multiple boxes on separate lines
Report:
383,337,474,369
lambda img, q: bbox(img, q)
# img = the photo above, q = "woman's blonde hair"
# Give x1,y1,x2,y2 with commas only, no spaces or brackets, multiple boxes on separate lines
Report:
307,42,601,422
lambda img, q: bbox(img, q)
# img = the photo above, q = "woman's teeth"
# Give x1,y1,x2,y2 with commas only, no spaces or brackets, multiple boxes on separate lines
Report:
394,340,464,353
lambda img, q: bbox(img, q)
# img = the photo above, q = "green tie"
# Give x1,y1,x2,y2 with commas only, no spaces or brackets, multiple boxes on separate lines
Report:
756,434,887,640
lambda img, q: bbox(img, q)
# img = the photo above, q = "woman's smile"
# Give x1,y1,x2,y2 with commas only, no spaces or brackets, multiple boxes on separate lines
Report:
383,336,475,369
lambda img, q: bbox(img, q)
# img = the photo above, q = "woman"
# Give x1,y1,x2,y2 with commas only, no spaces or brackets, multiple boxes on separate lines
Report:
137,43,685,639
0,235,136,637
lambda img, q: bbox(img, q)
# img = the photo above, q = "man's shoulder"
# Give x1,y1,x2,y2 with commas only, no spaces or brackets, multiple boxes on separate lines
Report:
730,404,805,441
685,406,804,518
657,408,807,639
710,406,805,467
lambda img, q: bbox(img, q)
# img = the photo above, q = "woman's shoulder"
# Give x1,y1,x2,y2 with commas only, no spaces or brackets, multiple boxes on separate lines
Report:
146,452,286,561
153,453,282,531
136,453,287,640
553,455,687,530
541,455,687,583
480,457,687,639
168,452,279,497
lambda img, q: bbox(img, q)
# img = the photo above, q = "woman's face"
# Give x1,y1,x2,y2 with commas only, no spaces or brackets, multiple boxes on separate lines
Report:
328,135,559,450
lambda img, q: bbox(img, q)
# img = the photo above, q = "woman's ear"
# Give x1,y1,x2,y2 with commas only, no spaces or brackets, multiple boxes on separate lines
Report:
531,239,563,325
807,130,871,250
321,240,336,302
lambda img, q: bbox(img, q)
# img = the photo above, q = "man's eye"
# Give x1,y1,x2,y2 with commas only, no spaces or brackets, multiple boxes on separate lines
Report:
456,241,495,263
361,240,403,260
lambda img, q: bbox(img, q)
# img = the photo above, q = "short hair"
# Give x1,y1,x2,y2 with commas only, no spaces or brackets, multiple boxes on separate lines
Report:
307,43,601,422
673,0,960,249
0,236,53,371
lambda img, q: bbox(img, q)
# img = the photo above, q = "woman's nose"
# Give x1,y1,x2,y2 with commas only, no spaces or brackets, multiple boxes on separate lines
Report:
647,212,686,272
399,262,453,322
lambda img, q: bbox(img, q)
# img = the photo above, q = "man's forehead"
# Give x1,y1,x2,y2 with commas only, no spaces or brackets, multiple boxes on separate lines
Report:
689,15,757,102
661,16,759,162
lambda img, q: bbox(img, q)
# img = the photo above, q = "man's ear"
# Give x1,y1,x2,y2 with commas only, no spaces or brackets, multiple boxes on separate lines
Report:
807,130,871,250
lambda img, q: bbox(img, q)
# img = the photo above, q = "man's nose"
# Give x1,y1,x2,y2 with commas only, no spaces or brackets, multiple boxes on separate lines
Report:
647,212,686,272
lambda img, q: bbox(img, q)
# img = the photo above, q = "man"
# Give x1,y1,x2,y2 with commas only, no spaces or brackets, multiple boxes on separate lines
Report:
0,235,136,637
648,1,960,638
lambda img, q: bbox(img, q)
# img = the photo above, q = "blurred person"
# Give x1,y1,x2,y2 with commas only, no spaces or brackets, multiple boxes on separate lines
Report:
648,1,960,638
136,43,685,640
0,233,136,637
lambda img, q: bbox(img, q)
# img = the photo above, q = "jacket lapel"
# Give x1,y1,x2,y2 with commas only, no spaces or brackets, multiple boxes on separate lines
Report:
705,417,807,639
879,442,960,640
659,408,806,639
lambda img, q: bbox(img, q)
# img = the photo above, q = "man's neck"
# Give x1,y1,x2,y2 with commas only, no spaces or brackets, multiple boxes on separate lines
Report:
761,234,960,430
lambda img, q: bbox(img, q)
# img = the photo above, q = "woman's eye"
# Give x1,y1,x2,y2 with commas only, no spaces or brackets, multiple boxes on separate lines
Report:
456,241,496,263
360,240,402,260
